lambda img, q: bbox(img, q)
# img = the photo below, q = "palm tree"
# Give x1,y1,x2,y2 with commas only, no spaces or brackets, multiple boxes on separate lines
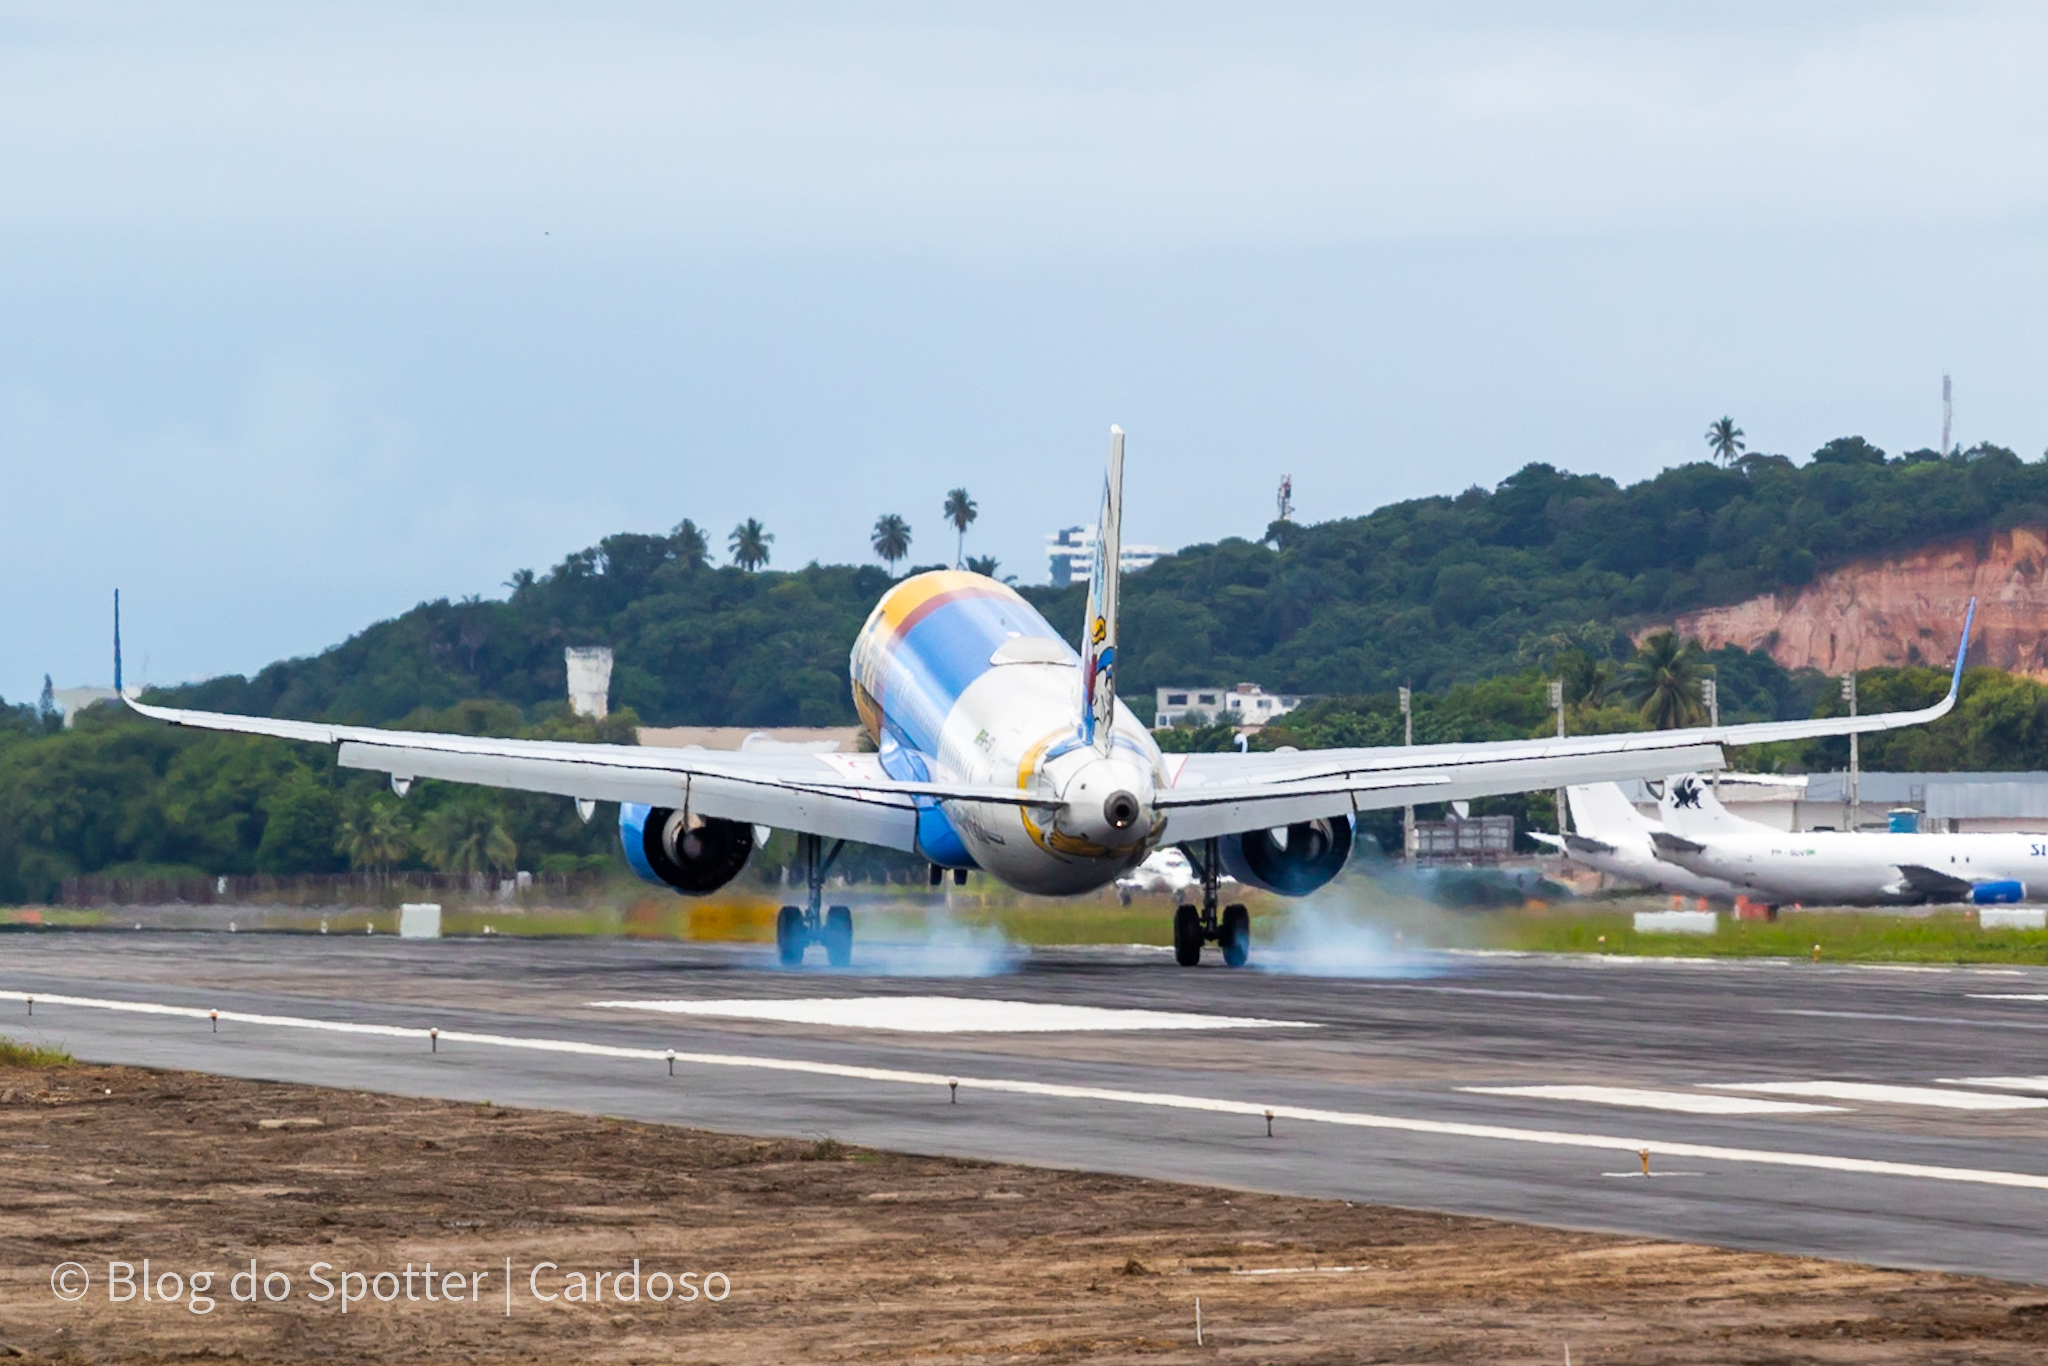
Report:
728,518,773,571
1556,649,1615,709
418,802,518,875
1706,416,1746,466
943,487,978,567
1621,631,1708,729
335,798,411,876
965,554,1000,578
671,519,709,569
871,513,911,573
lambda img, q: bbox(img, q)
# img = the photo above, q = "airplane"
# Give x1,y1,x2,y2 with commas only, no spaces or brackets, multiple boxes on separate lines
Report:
1648,774,2039,907
1114,846,1234,905
1529,783,1746,901
126,428,1977,969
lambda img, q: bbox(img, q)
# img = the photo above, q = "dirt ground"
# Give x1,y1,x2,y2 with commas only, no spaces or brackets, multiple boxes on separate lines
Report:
3,1063,2047,1364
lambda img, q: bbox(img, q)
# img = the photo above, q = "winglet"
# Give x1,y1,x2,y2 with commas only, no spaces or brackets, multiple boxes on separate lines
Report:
1079,425,1124,753
1948,596,1977,700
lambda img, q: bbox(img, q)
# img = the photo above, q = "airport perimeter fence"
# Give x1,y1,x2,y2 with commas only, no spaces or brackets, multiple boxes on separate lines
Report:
60,870,609,909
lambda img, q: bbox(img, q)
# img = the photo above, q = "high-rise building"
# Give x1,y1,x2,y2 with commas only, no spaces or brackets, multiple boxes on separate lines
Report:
1045,524,1166,586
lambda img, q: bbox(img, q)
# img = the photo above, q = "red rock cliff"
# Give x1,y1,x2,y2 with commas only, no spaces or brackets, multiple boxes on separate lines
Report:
1665,528,2048,676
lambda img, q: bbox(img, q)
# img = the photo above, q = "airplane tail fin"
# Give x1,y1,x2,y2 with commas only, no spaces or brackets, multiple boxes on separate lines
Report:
1659,773,1753,836
1564,784,1653,840
1080,425,1125,752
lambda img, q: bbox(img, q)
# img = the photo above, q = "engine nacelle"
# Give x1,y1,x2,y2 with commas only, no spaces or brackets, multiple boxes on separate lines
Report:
1218,815,1354,897
620,802,753,895
1973,880,2025,905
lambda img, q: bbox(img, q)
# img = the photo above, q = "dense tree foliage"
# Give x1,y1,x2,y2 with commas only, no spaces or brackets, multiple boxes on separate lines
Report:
1097,438,2037,699
150,438,2037,729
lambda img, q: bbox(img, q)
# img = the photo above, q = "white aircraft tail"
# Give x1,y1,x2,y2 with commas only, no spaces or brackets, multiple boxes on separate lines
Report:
1564,784,1655,841
1660,774,1756,836
1080,425,1124,753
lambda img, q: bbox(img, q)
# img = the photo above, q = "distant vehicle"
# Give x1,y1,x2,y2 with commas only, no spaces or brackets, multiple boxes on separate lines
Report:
126,432,1974,971
1530,783,1745,901
1115,847,1234,904
1649,775,2042,907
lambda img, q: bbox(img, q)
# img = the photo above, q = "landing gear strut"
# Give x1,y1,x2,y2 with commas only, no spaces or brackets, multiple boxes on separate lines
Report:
777,833,851,968
1172,838,1250,968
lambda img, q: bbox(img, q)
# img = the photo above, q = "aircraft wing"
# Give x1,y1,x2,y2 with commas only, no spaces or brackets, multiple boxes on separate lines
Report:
1158,604,1974,843
1895,864,1975,902
122,699,1059,854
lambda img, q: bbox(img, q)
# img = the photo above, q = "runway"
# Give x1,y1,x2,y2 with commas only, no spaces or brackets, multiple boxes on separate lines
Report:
8,930,2048,1284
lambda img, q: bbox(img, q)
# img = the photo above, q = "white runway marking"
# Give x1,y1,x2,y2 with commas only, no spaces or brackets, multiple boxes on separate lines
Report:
1374,986,1602,1002
1942,1077,2048,1093
1461,1085,1842,1115
1779,1008,2048,1032
1704,1081,2048,1111
1969,994,2048,1002
13,990,2048,1192
588,996,1315,1033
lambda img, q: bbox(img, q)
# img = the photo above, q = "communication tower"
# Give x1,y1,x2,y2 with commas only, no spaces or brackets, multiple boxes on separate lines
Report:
1941,373,1952,456
1275,474,1294,523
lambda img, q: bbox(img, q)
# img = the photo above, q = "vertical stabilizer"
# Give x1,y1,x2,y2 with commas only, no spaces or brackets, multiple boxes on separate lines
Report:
1565,784,1654,840
1080,425,1125,752
1660,773,1756,837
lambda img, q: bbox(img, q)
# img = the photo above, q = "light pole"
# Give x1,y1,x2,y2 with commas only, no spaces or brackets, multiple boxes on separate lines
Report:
1701,675,1719,796
1841,672,1859,832
1400,685,1415,863
1549,678,1566,835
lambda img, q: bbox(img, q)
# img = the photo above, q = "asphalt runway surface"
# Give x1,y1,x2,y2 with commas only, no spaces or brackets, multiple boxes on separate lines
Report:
9,928,2048,1284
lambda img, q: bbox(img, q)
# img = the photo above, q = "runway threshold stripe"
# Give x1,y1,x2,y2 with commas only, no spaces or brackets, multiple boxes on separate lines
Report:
1943,1077,2048,1093
12,990,2048,1193
1702,1082,2048,1111
1460,1085,1843,1115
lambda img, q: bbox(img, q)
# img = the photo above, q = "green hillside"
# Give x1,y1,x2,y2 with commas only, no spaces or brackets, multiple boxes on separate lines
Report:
157,436,2038,727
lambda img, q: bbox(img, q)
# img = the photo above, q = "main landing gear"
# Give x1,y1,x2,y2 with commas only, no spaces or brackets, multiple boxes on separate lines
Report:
1173,838,1250,969
776,833,852,968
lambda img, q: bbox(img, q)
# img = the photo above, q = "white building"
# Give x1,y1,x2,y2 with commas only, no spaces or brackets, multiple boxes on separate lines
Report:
1154,682,1304,730
1046,524,1166,586
50,686,129,728
564,647,614,720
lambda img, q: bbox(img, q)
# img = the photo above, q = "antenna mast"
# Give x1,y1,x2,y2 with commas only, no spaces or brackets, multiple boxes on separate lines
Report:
1275,474,1294,524
1941,373,1952,456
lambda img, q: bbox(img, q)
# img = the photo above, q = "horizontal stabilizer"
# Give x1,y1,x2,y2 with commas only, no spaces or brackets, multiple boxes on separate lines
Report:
1649,830,1706,856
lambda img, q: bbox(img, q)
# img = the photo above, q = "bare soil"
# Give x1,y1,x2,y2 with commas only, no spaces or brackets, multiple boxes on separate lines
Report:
2,1062,2045,1364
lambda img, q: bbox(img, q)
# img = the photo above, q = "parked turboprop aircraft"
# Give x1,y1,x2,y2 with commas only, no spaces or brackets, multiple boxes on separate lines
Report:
1649,774,2038,907
127,430,1976,969
1530,784,1745,901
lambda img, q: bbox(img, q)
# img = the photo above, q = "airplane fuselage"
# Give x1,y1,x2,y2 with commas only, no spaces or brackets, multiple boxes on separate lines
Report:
1658,830,2048,905
849,570,1164,895
1548,833,1745,901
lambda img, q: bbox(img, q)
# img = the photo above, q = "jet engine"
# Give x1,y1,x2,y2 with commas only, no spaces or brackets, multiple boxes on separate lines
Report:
620,802,753,895
1217,815,1354,896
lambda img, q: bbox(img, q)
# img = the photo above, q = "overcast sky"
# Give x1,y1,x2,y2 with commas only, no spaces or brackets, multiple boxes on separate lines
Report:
6,1,2048,701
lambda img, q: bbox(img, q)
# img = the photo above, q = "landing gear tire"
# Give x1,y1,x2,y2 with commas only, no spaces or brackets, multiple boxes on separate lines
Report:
776,905,805,967
824,905,853,967
1220,904,1250,968
1173,904,1203,967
